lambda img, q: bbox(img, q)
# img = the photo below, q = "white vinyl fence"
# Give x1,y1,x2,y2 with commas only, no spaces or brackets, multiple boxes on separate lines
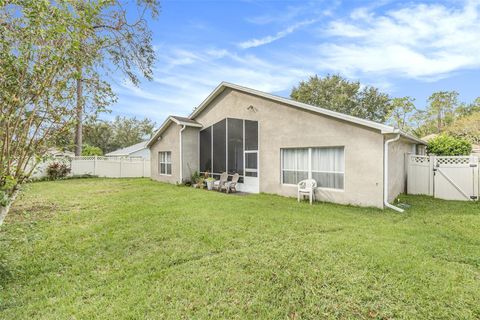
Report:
30,157,71,179
407,155,479,201
71,156,150,178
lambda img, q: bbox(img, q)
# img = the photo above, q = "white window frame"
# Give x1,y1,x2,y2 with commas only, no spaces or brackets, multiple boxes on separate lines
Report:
281,146,345,191
159,151,172,176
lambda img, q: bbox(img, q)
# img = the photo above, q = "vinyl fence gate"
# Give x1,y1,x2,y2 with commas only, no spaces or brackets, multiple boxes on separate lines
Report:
407,155,479,201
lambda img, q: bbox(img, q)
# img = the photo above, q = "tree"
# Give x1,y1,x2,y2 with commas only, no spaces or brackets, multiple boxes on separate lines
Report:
426,91,459,133
83,116,155,154
455,97,480,118
290,74,393,123
354,86,392,123
73,0,159,156
388,97,417,132
0,0,103,224
110,116,155,150
82,144,103,156
83,120,115,154
445,112,480,145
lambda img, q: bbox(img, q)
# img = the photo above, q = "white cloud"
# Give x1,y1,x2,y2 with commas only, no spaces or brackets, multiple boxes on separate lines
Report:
111,46,309,123
318,1,480,79
245,4,307,25
238,19,317,49
109,1,480,123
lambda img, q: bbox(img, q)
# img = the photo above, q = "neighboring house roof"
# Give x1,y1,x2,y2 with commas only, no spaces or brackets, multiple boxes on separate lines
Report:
147,115,202,147
148,82,426,147
47,148,75,157
106,141,149,156
421,133,438,142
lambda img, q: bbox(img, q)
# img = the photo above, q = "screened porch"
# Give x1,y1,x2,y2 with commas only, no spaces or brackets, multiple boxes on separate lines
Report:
199,118,259,192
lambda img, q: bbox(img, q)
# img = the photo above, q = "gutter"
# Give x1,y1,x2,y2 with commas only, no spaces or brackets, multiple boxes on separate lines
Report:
179,125,187,182
384,132,404,213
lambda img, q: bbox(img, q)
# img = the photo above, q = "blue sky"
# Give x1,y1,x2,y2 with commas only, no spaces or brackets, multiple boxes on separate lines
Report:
110,0,480,125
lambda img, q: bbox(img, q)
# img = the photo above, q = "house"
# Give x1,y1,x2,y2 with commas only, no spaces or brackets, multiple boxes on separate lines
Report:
105,141,150,159
48,148,75,158
147,82,426,209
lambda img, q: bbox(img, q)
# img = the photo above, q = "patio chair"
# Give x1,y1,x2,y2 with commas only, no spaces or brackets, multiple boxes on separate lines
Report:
213,172,228,191
221,173,240,193
297,179,317,204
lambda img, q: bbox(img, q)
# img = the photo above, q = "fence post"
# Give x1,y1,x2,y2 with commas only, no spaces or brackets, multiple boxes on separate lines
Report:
429,155,435,196
404,153,411,194
93,155,97,176
120,157,123,178
143,158,146,177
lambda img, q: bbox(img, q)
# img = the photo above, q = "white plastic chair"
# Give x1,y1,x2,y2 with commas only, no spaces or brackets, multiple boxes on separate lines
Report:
297,179,317,204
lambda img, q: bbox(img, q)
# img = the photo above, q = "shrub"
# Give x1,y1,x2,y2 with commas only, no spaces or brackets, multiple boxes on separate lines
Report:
427,134,472,156
82,144,103,156
46,162,71,180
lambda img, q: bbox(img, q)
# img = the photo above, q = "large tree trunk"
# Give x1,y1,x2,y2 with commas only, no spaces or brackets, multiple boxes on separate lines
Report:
74,74,83,156
0,190,18,227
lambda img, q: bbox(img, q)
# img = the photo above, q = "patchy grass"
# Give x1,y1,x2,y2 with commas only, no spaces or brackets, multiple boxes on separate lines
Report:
0,178,479,319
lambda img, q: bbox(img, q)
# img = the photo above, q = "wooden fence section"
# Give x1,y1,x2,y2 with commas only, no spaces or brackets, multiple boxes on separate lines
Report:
71,156,150,178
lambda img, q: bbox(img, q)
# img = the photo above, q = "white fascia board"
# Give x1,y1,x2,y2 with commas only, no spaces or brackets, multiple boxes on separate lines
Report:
147,116,202,148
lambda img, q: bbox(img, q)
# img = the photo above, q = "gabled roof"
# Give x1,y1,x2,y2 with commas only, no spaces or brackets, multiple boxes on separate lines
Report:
106,141,149,156
170,116,201,126
189,82,426,145
146,115,202,147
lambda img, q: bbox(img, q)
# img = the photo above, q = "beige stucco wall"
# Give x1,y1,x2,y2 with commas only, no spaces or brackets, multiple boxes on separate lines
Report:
387,136,415,202
150,122,181,184
194,89,386,208
182,126,199,182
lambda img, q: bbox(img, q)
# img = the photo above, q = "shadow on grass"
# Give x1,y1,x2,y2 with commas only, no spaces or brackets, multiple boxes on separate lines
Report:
0,251,13,289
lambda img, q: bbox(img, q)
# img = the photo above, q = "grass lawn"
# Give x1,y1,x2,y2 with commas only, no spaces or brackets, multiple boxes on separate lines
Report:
0,178,479,319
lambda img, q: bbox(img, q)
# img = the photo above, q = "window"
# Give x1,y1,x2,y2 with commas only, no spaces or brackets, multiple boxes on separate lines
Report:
311,147,344,189
281,147,344,190
282,148,308,184
159,151,172,175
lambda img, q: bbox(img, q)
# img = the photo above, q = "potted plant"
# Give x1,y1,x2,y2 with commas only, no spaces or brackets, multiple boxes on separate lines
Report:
205,177,215,190
196,176,205,189
191,171,201,188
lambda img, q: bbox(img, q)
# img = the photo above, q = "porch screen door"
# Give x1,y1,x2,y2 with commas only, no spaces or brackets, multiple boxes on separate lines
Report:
243,150,259,193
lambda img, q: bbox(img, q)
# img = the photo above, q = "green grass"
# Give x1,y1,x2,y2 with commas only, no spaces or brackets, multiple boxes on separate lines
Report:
1,178,479,319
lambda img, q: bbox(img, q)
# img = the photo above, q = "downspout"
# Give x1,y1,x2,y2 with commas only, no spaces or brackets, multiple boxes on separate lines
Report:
384,133,404,212
179,125,186,183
